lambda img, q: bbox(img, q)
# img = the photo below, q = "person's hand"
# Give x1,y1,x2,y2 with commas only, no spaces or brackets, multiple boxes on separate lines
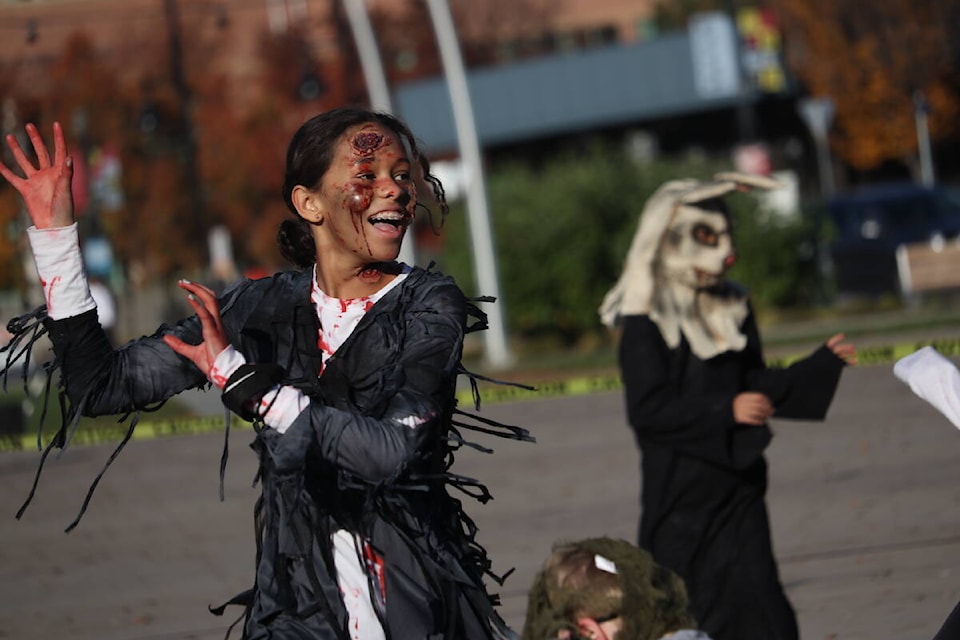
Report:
163,280,229,376
0,122,75,229
733,391,774,425
826,333,857,365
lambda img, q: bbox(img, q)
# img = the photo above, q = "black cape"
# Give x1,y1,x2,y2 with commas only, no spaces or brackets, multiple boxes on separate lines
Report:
618,311,845,640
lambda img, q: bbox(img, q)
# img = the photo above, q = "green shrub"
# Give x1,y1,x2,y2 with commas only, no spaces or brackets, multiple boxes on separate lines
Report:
435,147,827,346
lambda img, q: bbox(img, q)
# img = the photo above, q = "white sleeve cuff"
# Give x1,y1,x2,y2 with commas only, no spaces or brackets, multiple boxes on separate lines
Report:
894,346,960,429
27,224,96,320
258,387,310,434
209,345,247,389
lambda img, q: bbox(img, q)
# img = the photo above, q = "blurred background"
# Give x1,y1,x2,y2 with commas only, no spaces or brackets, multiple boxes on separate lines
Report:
1,0,959,369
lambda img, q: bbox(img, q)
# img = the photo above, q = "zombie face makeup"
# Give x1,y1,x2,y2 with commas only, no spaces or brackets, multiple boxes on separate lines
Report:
658,204,735,289
314,123,417,265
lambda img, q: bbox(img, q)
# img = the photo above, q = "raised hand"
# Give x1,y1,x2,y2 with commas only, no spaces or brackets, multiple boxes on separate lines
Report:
0,122,75,229
826,333,857,366
162,280,230,377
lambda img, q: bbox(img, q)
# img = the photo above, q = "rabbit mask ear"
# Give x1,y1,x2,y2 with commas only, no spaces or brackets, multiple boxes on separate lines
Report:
676,172,782,206
712,171,783,192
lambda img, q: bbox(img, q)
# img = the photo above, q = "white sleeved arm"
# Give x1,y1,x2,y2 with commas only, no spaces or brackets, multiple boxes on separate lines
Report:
26,223,96,320
894,346,960,429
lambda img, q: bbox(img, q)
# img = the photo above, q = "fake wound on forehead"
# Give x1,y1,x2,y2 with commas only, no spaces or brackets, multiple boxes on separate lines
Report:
352,131,387,153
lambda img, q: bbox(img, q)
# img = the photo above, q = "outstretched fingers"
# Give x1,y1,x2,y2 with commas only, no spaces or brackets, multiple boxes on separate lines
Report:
181,280,223,332
27,123,51,168
162,280,230,376
0,144,22,186
52,122,67,168
826,333,858,365
3,131,35,179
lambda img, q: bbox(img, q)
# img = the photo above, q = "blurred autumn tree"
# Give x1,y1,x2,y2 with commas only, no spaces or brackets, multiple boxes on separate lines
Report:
0,3,364,292
651,0,960,174
0,33,136,290
770,0,960,172
371,0,557,83
197,19,368,274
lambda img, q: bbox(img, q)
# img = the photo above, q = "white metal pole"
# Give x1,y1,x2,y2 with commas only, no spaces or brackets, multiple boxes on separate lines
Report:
423,0,512,369
341,0,415,265
914,91,935,187
342,0,392,113
798,97,836,199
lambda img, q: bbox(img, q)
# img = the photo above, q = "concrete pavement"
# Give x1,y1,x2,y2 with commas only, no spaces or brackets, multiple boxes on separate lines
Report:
1,362,959,639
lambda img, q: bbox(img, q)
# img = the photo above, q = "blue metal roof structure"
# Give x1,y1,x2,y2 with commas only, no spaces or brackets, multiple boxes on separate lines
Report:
393,31,763,155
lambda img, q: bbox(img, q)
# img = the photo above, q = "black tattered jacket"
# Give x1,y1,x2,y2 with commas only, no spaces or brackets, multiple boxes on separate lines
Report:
8,266,525,640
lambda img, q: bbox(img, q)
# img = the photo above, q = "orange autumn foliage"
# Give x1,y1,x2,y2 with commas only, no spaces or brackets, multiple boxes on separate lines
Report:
770,0,959,170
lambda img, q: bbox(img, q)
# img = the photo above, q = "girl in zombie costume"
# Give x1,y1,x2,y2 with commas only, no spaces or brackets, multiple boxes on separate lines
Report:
598,174,857,640
0,108,531,640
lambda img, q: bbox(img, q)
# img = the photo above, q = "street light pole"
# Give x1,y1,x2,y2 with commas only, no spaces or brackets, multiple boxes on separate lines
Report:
423,0,511,369
342,0,391,113
798,96,836,199
914,90,936,187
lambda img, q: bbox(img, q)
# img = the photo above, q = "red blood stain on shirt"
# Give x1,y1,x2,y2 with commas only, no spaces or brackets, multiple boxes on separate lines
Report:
363,542,387,604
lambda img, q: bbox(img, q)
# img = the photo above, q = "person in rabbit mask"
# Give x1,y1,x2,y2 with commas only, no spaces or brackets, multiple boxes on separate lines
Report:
599,173,857,640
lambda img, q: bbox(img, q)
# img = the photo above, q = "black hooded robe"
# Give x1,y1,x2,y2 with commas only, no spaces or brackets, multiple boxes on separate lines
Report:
618,310,845,640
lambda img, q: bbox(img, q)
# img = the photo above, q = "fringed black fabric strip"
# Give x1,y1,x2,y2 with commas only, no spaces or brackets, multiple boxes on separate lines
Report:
446,429,494,454
457,364,535,412
221,607,247,640
219,408,232,502
64,411,140,532
15,386,73,520
465,373,482,411
16,426,63,520
452,409,535,443
463,298,491,335
1,306,48,394
444,472,495,504
210,588,253,616
210,587,252,640
459,366,535,392
34,363,55,451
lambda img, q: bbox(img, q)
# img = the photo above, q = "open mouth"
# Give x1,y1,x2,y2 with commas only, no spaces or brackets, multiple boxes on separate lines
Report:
368,211,410,230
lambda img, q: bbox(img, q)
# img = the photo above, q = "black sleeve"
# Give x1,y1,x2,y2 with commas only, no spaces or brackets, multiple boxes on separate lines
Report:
268,283,466,483
932,600,960,640
742,310,847,421
43,280,254,417
619,314,768,469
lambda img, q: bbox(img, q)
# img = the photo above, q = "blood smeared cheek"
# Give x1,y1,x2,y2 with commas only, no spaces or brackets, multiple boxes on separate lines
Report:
330,181,375,255
342,182,373,229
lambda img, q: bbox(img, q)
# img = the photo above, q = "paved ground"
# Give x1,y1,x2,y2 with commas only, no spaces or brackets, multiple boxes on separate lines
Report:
2,358,960,639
